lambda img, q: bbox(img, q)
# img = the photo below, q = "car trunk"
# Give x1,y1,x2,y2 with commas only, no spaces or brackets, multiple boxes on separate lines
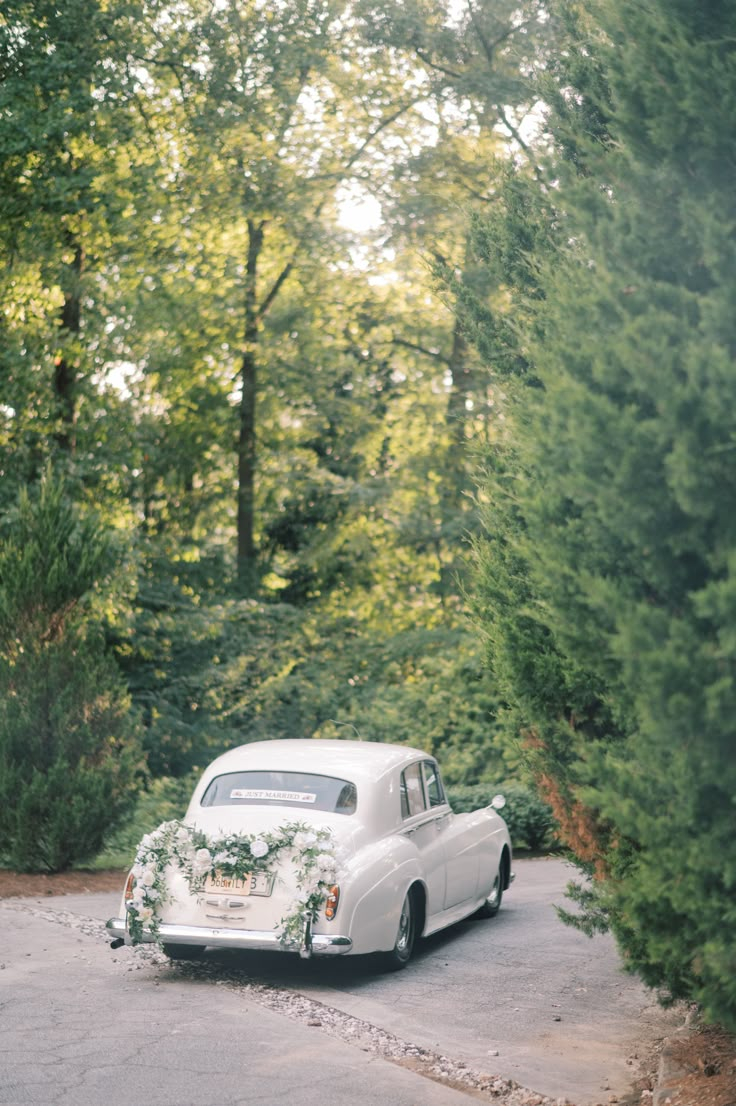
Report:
157,806,361,939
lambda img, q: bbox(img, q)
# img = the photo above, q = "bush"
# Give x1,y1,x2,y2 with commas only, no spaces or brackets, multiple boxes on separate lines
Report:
0,635,143,872
96,771,202,868
0,471,143,872
446,781,558,852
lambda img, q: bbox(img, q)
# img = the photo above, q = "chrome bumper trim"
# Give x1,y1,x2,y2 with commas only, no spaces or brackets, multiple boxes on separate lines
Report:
105,917,352,956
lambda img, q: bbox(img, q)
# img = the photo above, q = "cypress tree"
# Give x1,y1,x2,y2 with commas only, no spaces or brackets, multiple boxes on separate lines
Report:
474,0,736,1027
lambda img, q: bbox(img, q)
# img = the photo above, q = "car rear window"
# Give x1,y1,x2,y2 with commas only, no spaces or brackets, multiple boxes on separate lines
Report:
200,771,357,815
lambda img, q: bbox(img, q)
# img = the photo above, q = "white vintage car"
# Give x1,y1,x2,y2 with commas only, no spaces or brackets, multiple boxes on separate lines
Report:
106,739,513,968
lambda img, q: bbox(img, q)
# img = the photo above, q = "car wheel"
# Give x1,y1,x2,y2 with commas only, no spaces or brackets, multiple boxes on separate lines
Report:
383,890,416,970
162,943,206,961
476,861,504,919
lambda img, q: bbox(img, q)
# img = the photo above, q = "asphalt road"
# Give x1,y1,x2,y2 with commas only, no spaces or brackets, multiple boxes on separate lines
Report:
0,858,682,1106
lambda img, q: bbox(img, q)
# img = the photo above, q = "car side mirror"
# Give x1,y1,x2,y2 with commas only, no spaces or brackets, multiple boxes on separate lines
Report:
490,794,506,810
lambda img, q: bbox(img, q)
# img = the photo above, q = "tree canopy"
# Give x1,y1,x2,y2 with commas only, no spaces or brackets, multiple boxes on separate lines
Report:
2,0,527,799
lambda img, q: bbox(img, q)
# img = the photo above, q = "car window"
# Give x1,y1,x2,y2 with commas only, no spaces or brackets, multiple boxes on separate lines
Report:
422,760,445,807
400,762,427,818
200,771,357,815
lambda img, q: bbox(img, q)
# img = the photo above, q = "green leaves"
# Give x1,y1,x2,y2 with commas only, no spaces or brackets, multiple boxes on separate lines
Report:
0,466,112,649
472,0,736,1029
1,0,556,884
0,470,143,872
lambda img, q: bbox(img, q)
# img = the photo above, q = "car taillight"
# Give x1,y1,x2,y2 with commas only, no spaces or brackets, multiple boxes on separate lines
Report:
324,885,340,921
124,872,136,901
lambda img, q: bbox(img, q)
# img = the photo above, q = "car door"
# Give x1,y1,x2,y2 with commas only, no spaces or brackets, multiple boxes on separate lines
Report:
420,760,480,908
399,761,447,921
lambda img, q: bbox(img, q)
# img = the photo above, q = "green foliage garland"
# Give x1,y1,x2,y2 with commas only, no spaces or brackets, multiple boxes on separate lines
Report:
126,820,339,951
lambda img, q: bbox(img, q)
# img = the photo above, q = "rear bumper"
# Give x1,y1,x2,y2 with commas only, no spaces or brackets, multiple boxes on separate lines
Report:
105,916,352,957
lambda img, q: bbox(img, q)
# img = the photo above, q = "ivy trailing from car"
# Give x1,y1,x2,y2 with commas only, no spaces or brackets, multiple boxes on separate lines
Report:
125,820,339,950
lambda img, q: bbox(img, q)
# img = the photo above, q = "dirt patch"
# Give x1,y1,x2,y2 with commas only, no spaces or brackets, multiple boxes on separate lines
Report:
661,1023,736,1106
0,868,126,898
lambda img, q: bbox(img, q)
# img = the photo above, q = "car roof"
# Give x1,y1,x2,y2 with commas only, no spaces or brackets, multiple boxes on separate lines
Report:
199,738,432,784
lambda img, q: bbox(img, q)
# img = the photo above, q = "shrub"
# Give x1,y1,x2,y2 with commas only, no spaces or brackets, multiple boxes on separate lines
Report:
446,781,558,852
96,771,202,868
0,470,143,872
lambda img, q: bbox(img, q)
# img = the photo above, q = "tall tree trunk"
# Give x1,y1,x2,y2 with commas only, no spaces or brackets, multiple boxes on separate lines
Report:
446,317,472,486
446,225,493,499
53,237,84,453
236,219,264,594
440,232,485,603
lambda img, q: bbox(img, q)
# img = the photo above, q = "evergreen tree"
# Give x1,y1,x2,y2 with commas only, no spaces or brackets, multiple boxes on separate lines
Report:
473,0,736,1027
0,470,143,872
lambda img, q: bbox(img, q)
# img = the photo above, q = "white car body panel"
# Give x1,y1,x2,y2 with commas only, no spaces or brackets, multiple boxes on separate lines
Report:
107,738,513,962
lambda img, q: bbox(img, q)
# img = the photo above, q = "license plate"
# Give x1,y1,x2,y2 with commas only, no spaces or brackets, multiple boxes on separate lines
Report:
204,870,274,897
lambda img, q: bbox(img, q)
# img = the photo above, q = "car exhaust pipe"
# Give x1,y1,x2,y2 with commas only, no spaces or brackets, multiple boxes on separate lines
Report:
110,938,125,949
299,917,313,959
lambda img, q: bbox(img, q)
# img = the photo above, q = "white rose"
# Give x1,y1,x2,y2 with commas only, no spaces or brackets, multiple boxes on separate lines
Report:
138,907,154,923
250,839,269,859
213,851,237,866
192,848,212,875
141,869,156,887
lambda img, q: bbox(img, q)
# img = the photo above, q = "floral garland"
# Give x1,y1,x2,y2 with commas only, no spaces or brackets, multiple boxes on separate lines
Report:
125,819,339,950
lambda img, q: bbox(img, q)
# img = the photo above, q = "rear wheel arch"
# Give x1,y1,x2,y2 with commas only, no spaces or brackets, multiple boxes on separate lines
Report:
381,880,426,971
409,879,427,937
500,846,511,890
475,845,509,919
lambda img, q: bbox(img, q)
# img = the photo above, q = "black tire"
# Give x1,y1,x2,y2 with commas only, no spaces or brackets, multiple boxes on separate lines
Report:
162,943,206,961
383,890,416,970
475,857,505,919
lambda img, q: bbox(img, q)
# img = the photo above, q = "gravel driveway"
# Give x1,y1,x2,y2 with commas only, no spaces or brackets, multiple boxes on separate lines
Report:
0,857,683,1106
